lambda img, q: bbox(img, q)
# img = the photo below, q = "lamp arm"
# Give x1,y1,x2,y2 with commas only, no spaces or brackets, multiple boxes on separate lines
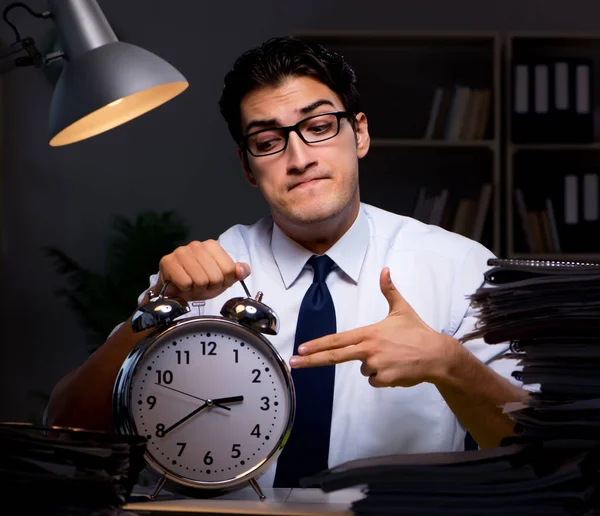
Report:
0,2,65,75
2,2,51,43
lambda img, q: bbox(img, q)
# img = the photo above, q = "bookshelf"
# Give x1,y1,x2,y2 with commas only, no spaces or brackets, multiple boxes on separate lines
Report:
505,33,600,261
291,30,502,256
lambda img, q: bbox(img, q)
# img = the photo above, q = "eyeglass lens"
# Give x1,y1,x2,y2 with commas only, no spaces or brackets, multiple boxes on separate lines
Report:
247,113,341,156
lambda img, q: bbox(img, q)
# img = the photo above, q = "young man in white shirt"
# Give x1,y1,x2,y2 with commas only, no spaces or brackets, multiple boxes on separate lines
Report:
46,36,528,488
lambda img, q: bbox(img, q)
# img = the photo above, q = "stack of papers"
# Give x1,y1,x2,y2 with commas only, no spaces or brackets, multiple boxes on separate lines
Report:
462,258,600,346
301,259,600,515
0,422,147,515
463,258,600,442
302,441,599,515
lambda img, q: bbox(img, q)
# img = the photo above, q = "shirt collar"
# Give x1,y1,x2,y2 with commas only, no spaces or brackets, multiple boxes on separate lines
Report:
271,204,369,288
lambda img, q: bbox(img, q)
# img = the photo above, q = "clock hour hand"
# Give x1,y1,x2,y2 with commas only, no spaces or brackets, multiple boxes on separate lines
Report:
211,396,244,405
154,383,233,410
162,401,209,437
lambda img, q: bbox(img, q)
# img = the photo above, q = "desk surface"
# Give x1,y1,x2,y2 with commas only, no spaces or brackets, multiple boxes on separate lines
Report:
123,487,363,515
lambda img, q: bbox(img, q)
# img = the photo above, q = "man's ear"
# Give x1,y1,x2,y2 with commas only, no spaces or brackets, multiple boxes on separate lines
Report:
237,146,257,186
354,112,370,159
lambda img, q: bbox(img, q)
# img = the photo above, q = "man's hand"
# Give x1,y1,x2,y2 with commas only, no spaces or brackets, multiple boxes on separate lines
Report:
154,240,250,301
289,267,461,388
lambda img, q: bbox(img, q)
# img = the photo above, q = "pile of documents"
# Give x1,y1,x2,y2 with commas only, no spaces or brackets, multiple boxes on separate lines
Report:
302,440,599,515
465,258,600,444
302,258,600,515
0,422,147,515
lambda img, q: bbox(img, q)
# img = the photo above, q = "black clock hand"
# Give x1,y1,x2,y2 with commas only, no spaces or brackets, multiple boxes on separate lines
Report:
162,401,209,437
154,383,232,410
211,396,244,405
160,395,245,438
160,397,244,437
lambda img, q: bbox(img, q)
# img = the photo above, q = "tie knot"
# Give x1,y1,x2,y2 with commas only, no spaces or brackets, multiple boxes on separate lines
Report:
308,255,335,283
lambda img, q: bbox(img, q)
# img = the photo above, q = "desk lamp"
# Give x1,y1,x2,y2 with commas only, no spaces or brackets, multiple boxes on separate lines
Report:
0,0,189,146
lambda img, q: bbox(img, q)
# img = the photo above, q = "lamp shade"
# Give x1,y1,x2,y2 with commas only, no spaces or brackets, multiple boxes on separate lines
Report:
49,41,188,146
47,0,188,146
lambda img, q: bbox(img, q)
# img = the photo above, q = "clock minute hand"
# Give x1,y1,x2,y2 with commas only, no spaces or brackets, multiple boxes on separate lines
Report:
162,401,209,437
155,383,206,402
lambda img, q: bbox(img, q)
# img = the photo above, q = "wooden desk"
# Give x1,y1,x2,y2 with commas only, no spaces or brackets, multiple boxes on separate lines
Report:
123,487,363,515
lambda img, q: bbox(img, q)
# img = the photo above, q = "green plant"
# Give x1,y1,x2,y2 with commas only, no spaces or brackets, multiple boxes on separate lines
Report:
45,211,190,353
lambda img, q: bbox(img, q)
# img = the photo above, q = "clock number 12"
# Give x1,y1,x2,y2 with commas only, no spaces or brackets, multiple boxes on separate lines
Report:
200,341,217,356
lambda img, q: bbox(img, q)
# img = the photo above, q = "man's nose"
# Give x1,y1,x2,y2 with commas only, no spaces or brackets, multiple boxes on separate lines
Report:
285,131,316,173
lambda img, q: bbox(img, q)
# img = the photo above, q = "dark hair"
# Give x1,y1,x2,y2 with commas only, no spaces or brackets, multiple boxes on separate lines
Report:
218,36,361,145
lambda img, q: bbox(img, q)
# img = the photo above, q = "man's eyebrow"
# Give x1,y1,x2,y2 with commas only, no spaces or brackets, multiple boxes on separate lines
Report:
244,100,337,134
245,118,279,134
300,99,336,114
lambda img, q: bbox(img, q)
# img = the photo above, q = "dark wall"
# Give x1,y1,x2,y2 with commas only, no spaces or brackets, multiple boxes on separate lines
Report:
2,0,600,423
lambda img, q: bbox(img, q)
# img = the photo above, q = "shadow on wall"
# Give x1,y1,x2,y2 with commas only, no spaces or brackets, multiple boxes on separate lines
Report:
44,210,190,355
26,211,190,423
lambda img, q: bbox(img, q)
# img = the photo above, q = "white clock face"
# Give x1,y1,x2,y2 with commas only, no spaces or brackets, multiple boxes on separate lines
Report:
127,318,293,487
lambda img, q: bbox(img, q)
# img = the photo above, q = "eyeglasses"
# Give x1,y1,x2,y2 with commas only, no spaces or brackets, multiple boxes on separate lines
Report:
242,111,351,157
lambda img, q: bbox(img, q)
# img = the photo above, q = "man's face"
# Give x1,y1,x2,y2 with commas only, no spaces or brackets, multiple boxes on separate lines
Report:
238,76,370,228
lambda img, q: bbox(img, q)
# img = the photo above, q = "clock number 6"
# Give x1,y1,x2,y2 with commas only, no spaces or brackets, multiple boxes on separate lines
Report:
204,451,213,465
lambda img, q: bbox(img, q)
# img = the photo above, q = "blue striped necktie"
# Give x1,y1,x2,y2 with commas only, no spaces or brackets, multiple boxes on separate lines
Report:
274,254,337,487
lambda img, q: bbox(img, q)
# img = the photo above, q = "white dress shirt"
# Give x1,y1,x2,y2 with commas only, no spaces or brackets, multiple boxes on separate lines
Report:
137,202,520,488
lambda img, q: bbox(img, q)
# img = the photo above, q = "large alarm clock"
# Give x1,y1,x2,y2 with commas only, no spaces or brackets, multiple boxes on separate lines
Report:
113,280,295,500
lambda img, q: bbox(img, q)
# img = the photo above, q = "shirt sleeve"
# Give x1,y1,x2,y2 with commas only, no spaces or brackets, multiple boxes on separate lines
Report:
106,272,160,340
449,242,524,389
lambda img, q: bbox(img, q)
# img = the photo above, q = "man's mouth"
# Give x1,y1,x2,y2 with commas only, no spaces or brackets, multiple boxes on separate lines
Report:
290,177,327,190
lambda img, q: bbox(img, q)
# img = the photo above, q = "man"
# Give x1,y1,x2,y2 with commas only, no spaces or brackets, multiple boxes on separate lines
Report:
46,36,528,488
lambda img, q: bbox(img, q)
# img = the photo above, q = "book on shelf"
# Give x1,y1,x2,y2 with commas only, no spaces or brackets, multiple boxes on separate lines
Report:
514,188,561,253
430,88,454,139
424,85,492,141
423,88,444,140
511,58,594,144
412,187,447,226
451,197,478,237
412,183,492,244
471,182,493,242
412,187,428,222
428,188,449,227
458,89,481,140
545,198,562,253
564,174,579,225
529,210,556,253
583,173,599,222
445,86,471,140
514,188,535,251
